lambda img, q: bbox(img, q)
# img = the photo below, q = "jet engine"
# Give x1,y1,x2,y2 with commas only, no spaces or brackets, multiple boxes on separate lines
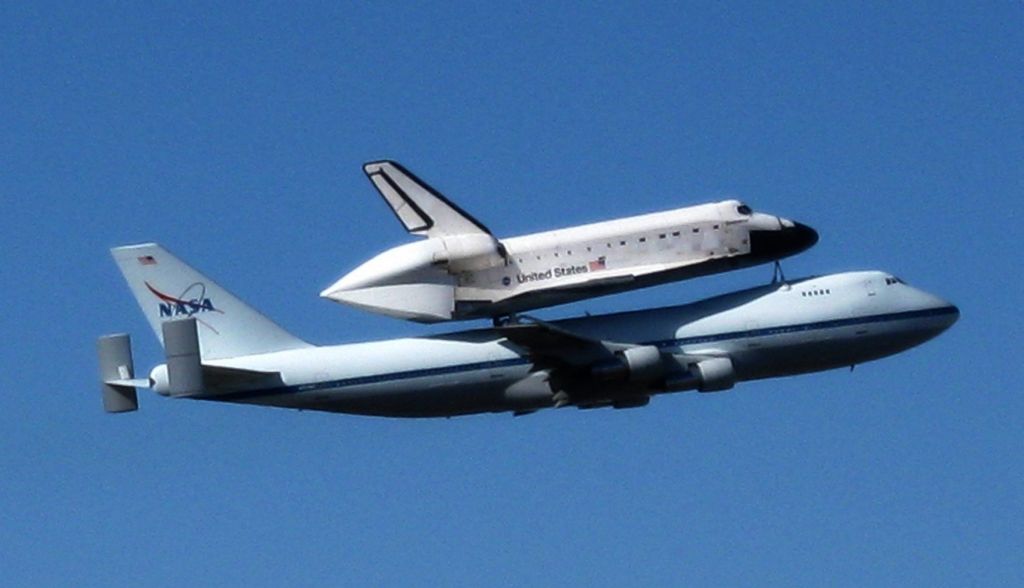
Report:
692,357,736,391
591,345,665,383
663,357,736,392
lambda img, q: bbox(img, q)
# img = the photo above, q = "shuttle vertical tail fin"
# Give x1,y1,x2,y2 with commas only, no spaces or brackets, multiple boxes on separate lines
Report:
111,243,311,360
363,160,494,238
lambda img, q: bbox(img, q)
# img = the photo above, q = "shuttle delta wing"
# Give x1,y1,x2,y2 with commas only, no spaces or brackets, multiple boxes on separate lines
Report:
363,160,493,238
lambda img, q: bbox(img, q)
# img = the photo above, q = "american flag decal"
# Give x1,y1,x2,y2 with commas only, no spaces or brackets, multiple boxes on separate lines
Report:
588,256,606,271
138,255,157,266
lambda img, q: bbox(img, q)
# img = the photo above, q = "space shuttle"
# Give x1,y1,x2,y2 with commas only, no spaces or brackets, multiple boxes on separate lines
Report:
321,161,819,323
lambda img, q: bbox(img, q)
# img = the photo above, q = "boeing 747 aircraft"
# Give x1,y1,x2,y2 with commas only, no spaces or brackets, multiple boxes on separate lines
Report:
320,161,818,323
99,244,957,417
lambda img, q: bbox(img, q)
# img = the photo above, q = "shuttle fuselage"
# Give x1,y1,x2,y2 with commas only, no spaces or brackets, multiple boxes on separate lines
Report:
321,161,818,322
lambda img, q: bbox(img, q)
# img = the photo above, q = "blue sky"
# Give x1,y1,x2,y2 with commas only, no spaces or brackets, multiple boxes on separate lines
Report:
2,2,1021,585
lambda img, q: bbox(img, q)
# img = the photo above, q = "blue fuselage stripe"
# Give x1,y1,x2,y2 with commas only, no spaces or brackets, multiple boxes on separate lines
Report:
209,305,957,402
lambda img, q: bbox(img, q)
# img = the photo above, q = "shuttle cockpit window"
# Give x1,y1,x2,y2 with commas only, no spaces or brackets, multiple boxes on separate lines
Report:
736,203,752,215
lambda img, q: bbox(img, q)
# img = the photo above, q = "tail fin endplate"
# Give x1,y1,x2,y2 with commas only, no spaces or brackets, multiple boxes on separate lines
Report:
97,333,140,413
111,243,311,360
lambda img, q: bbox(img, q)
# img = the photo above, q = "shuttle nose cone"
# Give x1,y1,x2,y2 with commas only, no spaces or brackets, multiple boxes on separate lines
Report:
790,222,819,252
749,220,819,261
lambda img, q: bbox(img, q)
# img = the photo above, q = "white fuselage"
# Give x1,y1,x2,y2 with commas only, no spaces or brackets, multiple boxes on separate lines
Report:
152,271,958,417
322,200,817,322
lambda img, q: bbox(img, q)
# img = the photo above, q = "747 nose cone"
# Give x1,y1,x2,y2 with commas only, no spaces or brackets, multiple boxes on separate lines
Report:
749,221,819,261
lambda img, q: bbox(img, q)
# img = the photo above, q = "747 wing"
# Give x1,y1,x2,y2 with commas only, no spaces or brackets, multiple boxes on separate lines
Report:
496,316,707,409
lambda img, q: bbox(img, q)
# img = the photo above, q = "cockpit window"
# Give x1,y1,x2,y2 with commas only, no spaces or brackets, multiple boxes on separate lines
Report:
884,276,906,286
736,204,752,215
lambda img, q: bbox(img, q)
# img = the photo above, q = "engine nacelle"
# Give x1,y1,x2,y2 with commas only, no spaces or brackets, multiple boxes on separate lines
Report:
591,345,664,383
693,357,735,392
661,357,736,393
435,234,506,272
